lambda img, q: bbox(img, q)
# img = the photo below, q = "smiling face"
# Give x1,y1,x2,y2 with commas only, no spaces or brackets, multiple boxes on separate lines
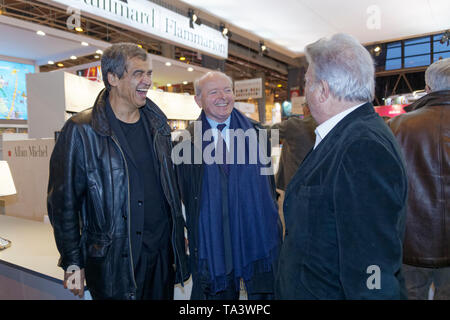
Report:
195,73,234,123
109,56,152,110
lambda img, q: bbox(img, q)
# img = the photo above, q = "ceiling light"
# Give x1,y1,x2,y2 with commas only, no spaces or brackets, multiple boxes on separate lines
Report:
96,49,103,55
70,56,77,60
167,84,172,87
165,62,172,67
81,41,89,46
220,23,231,38
48,61,54,65
183,81,188,85
57,63,64,67
94,55,100,59
75,27,84,32
374,46,381,53
179,56,186,61
188,9,201,28
36,30,46,36
187,67,194,72
259,41,268,55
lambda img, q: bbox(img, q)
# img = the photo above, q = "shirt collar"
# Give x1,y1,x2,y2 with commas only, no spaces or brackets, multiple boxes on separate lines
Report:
206,114,231,129
314,102,366,149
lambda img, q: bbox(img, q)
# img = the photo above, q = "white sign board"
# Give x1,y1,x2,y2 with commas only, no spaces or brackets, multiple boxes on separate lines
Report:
234,102,255,114
291,96,306,115
47,0,228,59
234,78,263,100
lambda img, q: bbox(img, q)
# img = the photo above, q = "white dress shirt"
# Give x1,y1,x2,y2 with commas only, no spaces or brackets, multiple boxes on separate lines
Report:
313,103,366,149
206,115,231,149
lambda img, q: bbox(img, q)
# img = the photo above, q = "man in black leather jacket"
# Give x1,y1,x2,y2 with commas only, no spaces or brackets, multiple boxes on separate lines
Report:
47,43,189,300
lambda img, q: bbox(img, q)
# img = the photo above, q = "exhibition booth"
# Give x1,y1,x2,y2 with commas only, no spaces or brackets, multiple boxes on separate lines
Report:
0,0,268,298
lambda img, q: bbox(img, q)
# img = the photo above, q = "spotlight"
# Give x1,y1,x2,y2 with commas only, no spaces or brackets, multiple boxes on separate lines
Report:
259,41,268,55
374,46,381,53
188,9,196,28
36,30,46,36
220,23,231,38
440,30,450,46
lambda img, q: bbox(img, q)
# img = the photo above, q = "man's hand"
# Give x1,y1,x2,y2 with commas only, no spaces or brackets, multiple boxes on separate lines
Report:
63,267,85,298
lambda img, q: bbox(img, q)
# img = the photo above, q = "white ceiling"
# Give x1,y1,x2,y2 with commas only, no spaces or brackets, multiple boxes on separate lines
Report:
180,0,450,57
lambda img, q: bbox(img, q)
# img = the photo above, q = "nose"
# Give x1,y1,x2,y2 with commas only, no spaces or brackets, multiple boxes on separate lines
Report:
142,73,152,86
217,90,226,98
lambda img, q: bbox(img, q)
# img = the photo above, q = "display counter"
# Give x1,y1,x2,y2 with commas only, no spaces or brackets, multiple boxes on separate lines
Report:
0,214,83,299
0,214,193,300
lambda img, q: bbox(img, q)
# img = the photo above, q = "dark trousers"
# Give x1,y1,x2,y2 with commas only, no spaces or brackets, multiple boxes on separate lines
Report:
134,243,175,300
403,264,450,300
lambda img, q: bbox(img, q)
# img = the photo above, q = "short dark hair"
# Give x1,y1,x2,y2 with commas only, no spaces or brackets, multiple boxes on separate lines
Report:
101,43,147,91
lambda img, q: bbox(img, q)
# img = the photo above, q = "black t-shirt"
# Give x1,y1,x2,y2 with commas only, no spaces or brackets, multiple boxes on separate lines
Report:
118,116,171,252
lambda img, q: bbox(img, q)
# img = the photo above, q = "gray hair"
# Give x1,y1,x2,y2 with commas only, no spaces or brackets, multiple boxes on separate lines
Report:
101,43,148,91
305,33,375,102
425,58,450,91
194,71,233,96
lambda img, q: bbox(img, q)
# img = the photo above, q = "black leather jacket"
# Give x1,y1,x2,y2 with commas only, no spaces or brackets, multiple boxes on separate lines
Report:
47,89,189,299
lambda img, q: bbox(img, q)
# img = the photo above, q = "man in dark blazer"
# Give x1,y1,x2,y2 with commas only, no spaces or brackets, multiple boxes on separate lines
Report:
275,33,408,299
175,71,282,300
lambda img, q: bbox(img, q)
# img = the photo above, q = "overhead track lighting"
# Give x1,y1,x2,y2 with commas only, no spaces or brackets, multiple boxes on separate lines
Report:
220,23,231,38
188,9,201,29
259,41,268,55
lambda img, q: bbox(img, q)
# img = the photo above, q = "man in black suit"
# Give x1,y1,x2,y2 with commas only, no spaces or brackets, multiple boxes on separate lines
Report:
275,33,408,299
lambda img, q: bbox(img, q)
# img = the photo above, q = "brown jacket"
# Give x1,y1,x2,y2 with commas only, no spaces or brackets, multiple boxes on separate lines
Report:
272,115,317,191
388,90,450,267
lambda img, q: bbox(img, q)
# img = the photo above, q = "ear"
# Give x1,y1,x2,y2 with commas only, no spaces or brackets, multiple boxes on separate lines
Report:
107,72,119,88
194,95,203,109
425,85,432,94
318,80,330,103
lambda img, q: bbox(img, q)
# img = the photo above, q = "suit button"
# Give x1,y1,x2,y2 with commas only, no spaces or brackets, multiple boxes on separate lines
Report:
136,231,142,236
138,201,143,206
122,215,127,220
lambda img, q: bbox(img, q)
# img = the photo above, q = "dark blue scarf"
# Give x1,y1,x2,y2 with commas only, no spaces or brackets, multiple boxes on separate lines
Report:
198,109,280,294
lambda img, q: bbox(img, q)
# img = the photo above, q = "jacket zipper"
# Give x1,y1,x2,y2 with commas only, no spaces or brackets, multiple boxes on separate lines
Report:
154,130,184,286
111,135,137,291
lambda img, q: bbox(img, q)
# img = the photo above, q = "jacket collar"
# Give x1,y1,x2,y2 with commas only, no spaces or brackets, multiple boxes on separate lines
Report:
91,88,170,137
294,102,375,180
409,89,450,111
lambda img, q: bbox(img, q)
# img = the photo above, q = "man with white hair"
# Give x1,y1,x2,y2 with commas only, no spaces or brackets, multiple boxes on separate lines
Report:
388,58,450,300
275,33,408,299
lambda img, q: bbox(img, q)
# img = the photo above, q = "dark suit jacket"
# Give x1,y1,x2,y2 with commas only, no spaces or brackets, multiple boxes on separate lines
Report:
272,115,317,190
275,103,408,299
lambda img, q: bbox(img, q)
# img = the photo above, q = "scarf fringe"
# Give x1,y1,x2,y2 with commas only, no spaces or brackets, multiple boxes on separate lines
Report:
198,245,280,295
